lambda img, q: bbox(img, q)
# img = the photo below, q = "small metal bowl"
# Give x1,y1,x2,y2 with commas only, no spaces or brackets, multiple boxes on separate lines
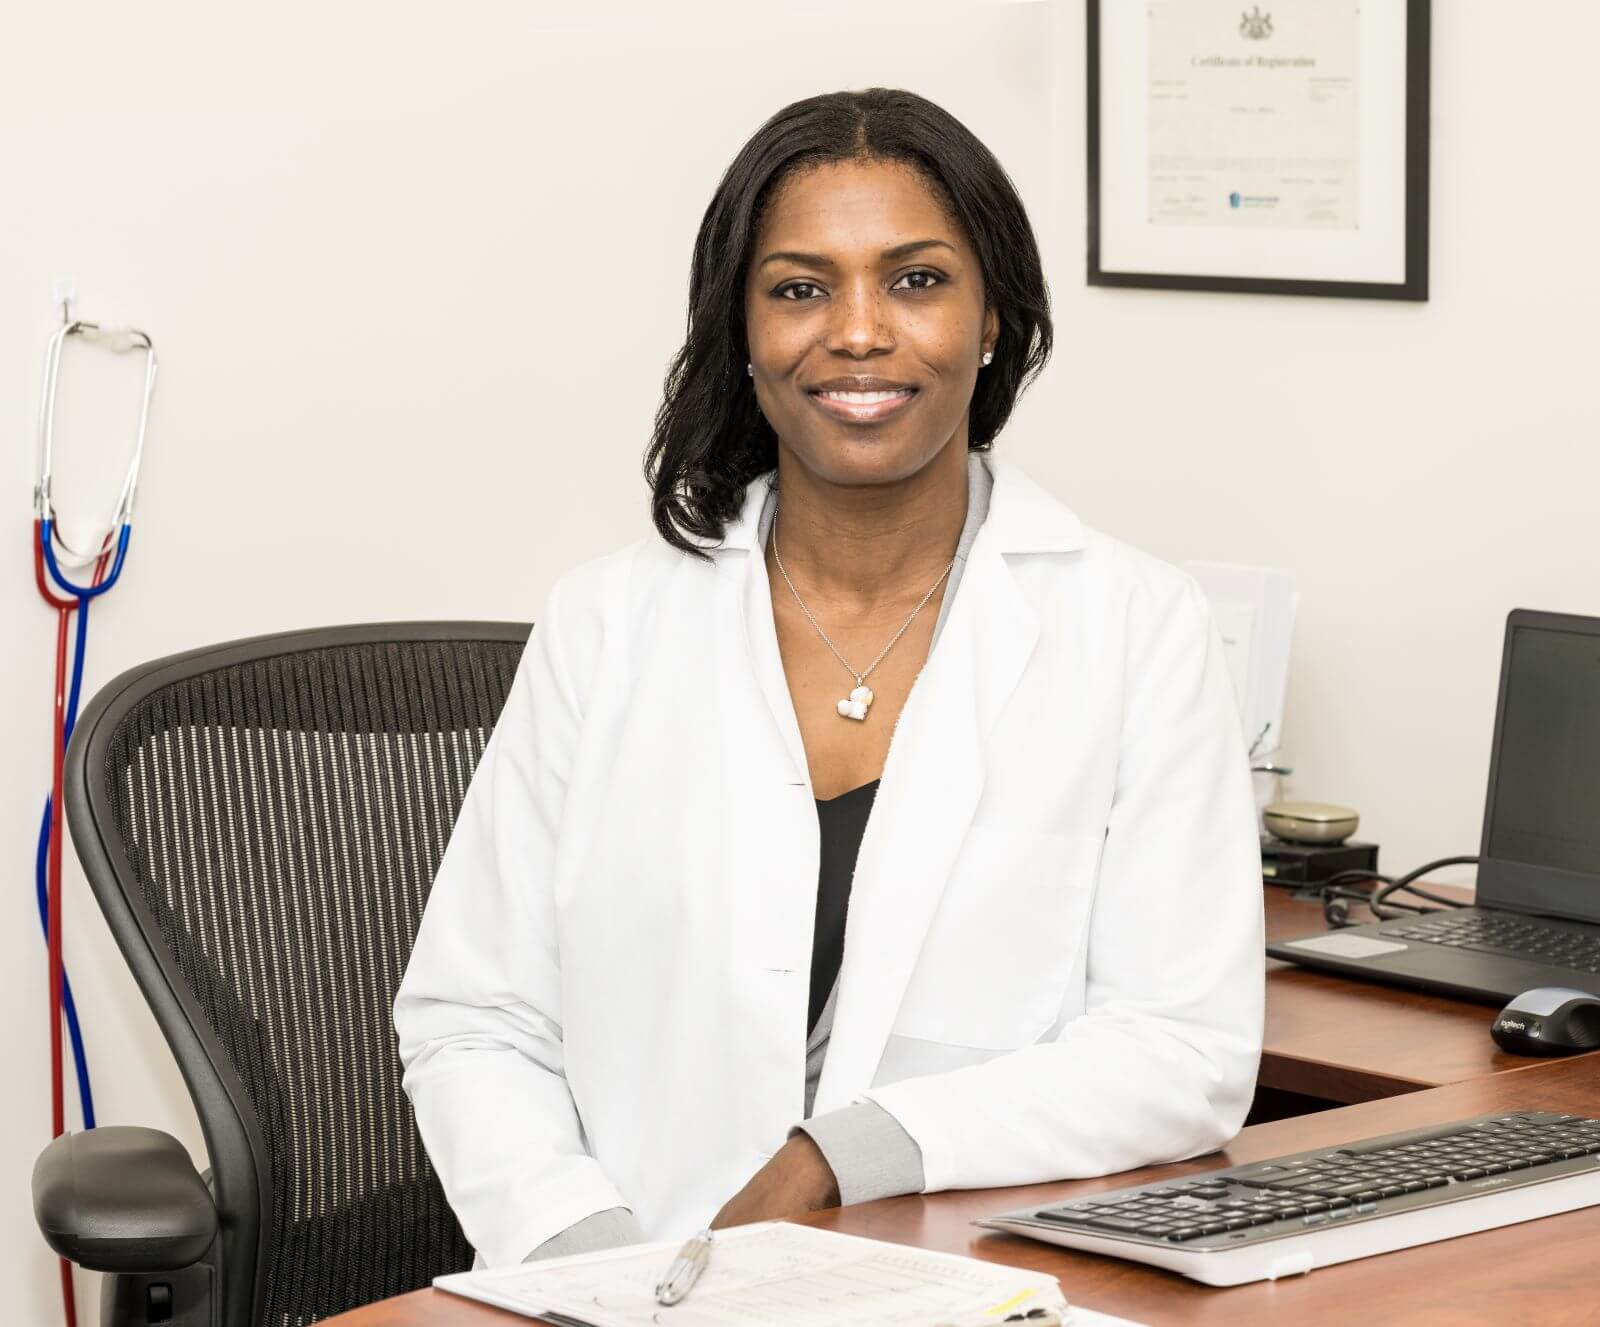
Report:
1263,801,1360,845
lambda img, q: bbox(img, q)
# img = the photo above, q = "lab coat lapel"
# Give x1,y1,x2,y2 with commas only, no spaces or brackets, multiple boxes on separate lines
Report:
724,474,811,786
811,519,1041,1114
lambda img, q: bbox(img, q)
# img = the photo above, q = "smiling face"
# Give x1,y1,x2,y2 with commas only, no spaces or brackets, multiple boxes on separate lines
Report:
743,157,999,490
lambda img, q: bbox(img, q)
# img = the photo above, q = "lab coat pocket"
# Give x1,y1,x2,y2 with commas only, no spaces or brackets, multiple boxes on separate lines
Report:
891,825,1101,1051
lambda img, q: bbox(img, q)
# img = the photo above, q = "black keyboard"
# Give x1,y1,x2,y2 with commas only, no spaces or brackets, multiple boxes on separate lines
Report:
1029,1111,1600,1248
1381,911,1600,973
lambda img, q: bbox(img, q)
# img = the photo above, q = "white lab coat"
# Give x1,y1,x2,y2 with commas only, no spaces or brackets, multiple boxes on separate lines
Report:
393,456,1265,1267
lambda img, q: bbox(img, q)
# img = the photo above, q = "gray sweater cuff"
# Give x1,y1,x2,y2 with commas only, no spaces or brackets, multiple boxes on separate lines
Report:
523,1206,645,1262
792,1101,926,1205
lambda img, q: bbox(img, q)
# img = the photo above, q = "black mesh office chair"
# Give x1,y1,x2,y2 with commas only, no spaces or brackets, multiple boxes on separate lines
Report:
31,623,532,1327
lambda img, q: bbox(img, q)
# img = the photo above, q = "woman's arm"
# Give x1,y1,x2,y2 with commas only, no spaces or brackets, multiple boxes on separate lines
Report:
860,567,1266,1192
394,570,633,1266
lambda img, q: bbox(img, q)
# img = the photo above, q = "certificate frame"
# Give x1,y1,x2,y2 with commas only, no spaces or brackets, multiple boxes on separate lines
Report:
1087,0,1430,301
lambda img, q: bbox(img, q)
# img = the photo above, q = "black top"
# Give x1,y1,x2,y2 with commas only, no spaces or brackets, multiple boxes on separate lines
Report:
810,779,880,1034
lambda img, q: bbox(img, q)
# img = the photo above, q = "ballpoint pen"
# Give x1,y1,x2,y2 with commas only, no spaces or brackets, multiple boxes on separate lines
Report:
934,1306,1068,1327
654,1228,713,1306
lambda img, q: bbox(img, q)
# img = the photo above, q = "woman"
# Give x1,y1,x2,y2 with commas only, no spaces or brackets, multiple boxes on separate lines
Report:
394,87,1264,1268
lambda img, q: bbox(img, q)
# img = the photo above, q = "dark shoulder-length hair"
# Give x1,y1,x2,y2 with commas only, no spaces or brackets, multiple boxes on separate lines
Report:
644,86,1053,558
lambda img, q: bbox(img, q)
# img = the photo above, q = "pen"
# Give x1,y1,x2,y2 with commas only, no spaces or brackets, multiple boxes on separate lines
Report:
934,1306,1068,1327
654,1228,713,1306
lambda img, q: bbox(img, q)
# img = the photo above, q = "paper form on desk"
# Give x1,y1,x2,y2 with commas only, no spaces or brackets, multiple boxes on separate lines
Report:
434,1219,1147,1326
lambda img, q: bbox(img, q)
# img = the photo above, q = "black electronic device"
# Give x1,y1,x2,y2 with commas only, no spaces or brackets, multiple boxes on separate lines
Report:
1491,987,1600,1055
1267,609,1600,1005
1260,836,1379,886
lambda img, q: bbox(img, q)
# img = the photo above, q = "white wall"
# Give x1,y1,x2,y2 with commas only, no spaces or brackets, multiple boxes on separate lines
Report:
2,2,1595,1320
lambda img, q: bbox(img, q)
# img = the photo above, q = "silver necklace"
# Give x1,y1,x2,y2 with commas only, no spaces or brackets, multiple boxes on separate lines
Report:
770,505,954,722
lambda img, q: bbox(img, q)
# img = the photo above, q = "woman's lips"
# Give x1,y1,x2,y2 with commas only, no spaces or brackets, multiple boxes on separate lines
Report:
807,388,918,423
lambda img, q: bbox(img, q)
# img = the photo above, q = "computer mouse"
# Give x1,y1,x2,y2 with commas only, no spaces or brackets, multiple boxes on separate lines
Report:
1491,987,1600,1056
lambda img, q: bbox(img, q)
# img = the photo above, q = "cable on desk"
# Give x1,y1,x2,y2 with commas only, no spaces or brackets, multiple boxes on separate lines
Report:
1372,856,1480,911
1318,856,1478,929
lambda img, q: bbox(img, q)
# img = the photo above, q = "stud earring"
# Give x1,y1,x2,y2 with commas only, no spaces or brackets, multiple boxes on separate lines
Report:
980,350,993,367
746,362,753,376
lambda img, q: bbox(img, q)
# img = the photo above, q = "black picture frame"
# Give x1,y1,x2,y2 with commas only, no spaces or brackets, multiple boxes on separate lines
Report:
1087,0,1431,301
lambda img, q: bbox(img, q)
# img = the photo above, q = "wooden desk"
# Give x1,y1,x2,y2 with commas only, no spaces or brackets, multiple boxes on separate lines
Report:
327,1055,1600,1327
329,886,1594,1327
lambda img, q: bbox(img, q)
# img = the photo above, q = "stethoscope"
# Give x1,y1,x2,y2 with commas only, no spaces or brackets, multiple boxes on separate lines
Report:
30,313,156,1327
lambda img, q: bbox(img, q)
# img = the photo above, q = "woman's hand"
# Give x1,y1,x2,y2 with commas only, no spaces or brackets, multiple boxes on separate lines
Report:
709,1132,842,1230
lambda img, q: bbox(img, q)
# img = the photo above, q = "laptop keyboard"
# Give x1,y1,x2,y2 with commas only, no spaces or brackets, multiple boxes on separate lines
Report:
1381,911,1600,973
1031,1111,1600,1248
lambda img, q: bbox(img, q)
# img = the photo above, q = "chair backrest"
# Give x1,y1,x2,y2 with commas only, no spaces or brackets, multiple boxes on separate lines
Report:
64,622,532,1327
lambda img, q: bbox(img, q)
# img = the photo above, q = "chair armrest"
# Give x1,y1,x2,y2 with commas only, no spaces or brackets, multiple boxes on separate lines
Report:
33,1126,218,1272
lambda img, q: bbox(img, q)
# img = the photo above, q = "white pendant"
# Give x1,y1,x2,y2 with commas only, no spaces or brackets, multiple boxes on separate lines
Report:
837,684,873,722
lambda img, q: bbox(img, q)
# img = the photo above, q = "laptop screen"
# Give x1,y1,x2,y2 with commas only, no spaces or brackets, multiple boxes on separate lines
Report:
1485,620,1600,879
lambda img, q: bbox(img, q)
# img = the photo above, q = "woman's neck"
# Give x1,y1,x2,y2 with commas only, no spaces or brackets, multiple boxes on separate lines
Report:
766,442,970,613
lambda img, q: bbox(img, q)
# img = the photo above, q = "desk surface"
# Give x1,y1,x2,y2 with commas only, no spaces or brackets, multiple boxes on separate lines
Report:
327,1055,1600,1327
1261,883,1526,1101
330,885,1585,1327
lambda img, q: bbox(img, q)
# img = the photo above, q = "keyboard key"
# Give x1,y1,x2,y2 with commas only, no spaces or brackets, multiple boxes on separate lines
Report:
1328,1182,1372,1197
1037,1209,1097,1226
1086,1216,1146,1233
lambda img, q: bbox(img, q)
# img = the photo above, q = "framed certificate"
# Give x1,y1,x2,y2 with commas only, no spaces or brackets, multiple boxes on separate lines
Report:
1087,0,1430,300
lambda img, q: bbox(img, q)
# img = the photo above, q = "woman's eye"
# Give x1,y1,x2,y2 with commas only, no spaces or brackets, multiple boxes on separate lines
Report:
774,270,945,300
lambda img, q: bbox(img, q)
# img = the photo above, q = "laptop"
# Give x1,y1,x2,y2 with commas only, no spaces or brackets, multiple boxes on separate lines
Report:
1267,608,1600,1006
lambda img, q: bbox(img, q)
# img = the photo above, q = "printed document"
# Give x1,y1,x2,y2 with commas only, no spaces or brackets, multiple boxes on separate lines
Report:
435,1219,1150,1326
1148,0,1360,228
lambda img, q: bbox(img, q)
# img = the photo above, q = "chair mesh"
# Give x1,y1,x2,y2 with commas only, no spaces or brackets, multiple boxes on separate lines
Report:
99,637,524,1326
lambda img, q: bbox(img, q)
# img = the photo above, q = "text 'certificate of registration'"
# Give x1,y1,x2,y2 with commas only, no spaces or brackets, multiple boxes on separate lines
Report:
1148,1,1360,230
